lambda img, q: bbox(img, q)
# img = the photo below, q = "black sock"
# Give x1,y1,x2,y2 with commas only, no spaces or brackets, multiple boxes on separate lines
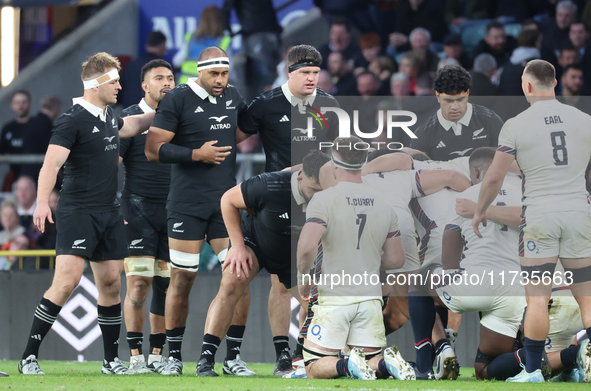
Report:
200,334,221,364
486,349,525,380
294,336,304,358
22,298,62,359
336,358,350,376
127,332,143,355
434,305,448,329
587,328,591,341
560,344,579,370
166,327,185,361
273,336,290,360
378,358,388,377
408,292,436,373
226,325,245,361
435,339,449,355
97,303,122,362
524,337,545,373
149,333,166,356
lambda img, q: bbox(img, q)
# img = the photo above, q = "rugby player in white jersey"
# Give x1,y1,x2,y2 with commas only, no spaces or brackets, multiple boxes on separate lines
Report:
473,59,591,382
297,136,415,381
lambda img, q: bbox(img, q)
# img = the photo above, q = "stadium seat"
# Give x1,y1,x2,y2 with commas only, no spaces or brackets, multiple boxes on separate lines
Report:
504,23,522,38
461,22,488,54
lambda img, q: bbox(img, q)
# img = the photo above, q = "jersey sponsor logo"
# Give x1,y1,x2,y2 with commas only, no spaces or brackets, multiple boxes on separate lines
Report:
172,222,184,233
130,238,144,249
472,128,487,140
209,115,228,122
279,212,289,219
279,115,289,122
292,127,317,141
436,141,446,148
104,136,116,142
104,135,118,151
72,239,87,249
450,148,473,157
195,106,204,113
92,126,100,133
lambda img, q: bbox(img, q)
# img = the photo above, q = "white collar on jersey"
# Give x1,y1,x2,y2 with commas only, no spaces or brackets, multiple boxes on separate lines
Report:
187,78,218,104
291,170,307,210
282,82,317,107
72,97,108,122
138,98,154,113
437,102,473,136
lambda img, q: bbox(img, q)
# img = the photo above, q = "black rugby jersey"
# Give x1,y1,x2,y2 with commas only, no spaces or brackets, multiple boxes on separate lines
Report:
411,103,503,161
240,170,291,266
120,99,171,201
50,99,124,212
239,84,339,170
151,80,246,214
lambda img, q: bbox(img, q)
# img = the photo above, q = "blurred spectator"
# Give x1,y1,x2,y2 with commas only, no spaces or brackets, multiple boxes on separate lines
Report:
319,18,363,70
0,234,31,271
559,63,584,97
314,0,381,34
118,31,166,108
223,0,282,102
318,70,335,94
443,33,472,69
358,32,382,70
393,0,448,46
437,58,460,71
328,51,358,95
556,43,579,82
541,0,578,63
568,22,589,59
174,6,231,84
390,72,411,108
356,71,381,97
473,22,518,68
521,18,540,32
399,52,421,94
369,56,396,95
408,28,440,76
39,96,61,123
470,53,498,96
414,75,434,96
0,90,52,187
444,0,490,26
498,29,542,95
0,201,25,245
14,176,36,230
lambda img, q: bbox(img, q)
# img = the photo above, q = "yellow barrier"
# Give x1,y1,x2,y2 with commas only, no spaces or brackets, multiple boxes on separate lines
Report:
0,249,56,270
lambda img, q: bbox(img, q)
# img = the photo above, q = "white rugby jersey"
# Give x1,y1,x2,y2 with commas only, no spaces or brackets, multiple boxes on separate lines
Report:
445,179,521,275
498,99,591,212
362,170,423,214
305,181,400,305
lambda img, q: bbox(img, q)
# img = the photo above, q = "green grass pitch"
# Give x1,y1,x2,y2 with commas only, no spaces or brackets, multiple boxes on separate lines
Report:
0,361,586,390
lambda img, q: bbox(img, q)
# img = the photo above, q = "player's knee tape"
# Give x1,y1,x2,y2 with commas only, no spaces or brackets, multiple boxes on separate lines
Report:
150,276,169,316
564,265,591,284
124,257,155,277
521,263,556,281
217,248,228,265
302,344,338,366
475,348,493,365
169,249,200,272
154,260,171,278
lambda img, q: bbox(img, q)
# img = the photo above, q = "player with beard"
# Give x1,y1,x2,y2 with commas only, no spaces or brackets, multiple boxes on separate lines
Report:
119,59,175,374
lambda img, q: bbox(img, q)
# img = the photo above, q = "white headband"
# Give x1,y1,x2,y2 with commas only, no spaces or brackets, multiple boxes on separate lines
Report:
197,57,230,71
83,69,120,90
332,154,366,170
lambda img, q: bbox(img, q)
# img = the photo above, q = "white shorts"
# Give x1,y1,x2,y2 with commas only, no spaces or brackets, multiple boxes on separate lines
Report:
305,299,387,350
546,293,584,352
124,257,170,278
434,267,526,338
521,209,591,259
386,210,419,273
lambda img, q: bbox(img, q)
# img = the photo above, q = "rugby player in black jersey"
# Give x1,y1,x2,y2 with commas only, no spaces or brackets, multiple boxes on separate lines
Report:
144,47,251,376
19,52,154,375
119,59,174,374
237,45,339,373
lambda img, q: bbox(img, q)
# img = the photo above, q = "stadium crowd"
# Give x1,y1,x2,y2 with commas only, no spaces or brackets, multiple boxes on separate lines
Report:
1,0,591,384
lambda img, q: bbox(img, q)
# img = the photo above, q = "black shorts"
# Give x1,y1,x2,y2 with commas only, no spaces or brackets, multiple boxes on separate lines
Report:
121,196,170,262
242,232,293,289
55,208,129,261
167,203,227,241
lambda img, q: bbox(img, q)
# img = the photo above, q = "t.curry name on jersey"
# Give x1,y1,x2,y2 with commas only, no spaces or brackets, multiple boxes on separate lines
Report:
209,115,231,130
346,197,375,206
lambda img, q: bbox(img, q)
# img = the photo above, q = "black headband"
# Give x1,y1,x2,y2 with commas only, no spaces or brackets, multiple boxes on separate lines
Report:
288,61,320,73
